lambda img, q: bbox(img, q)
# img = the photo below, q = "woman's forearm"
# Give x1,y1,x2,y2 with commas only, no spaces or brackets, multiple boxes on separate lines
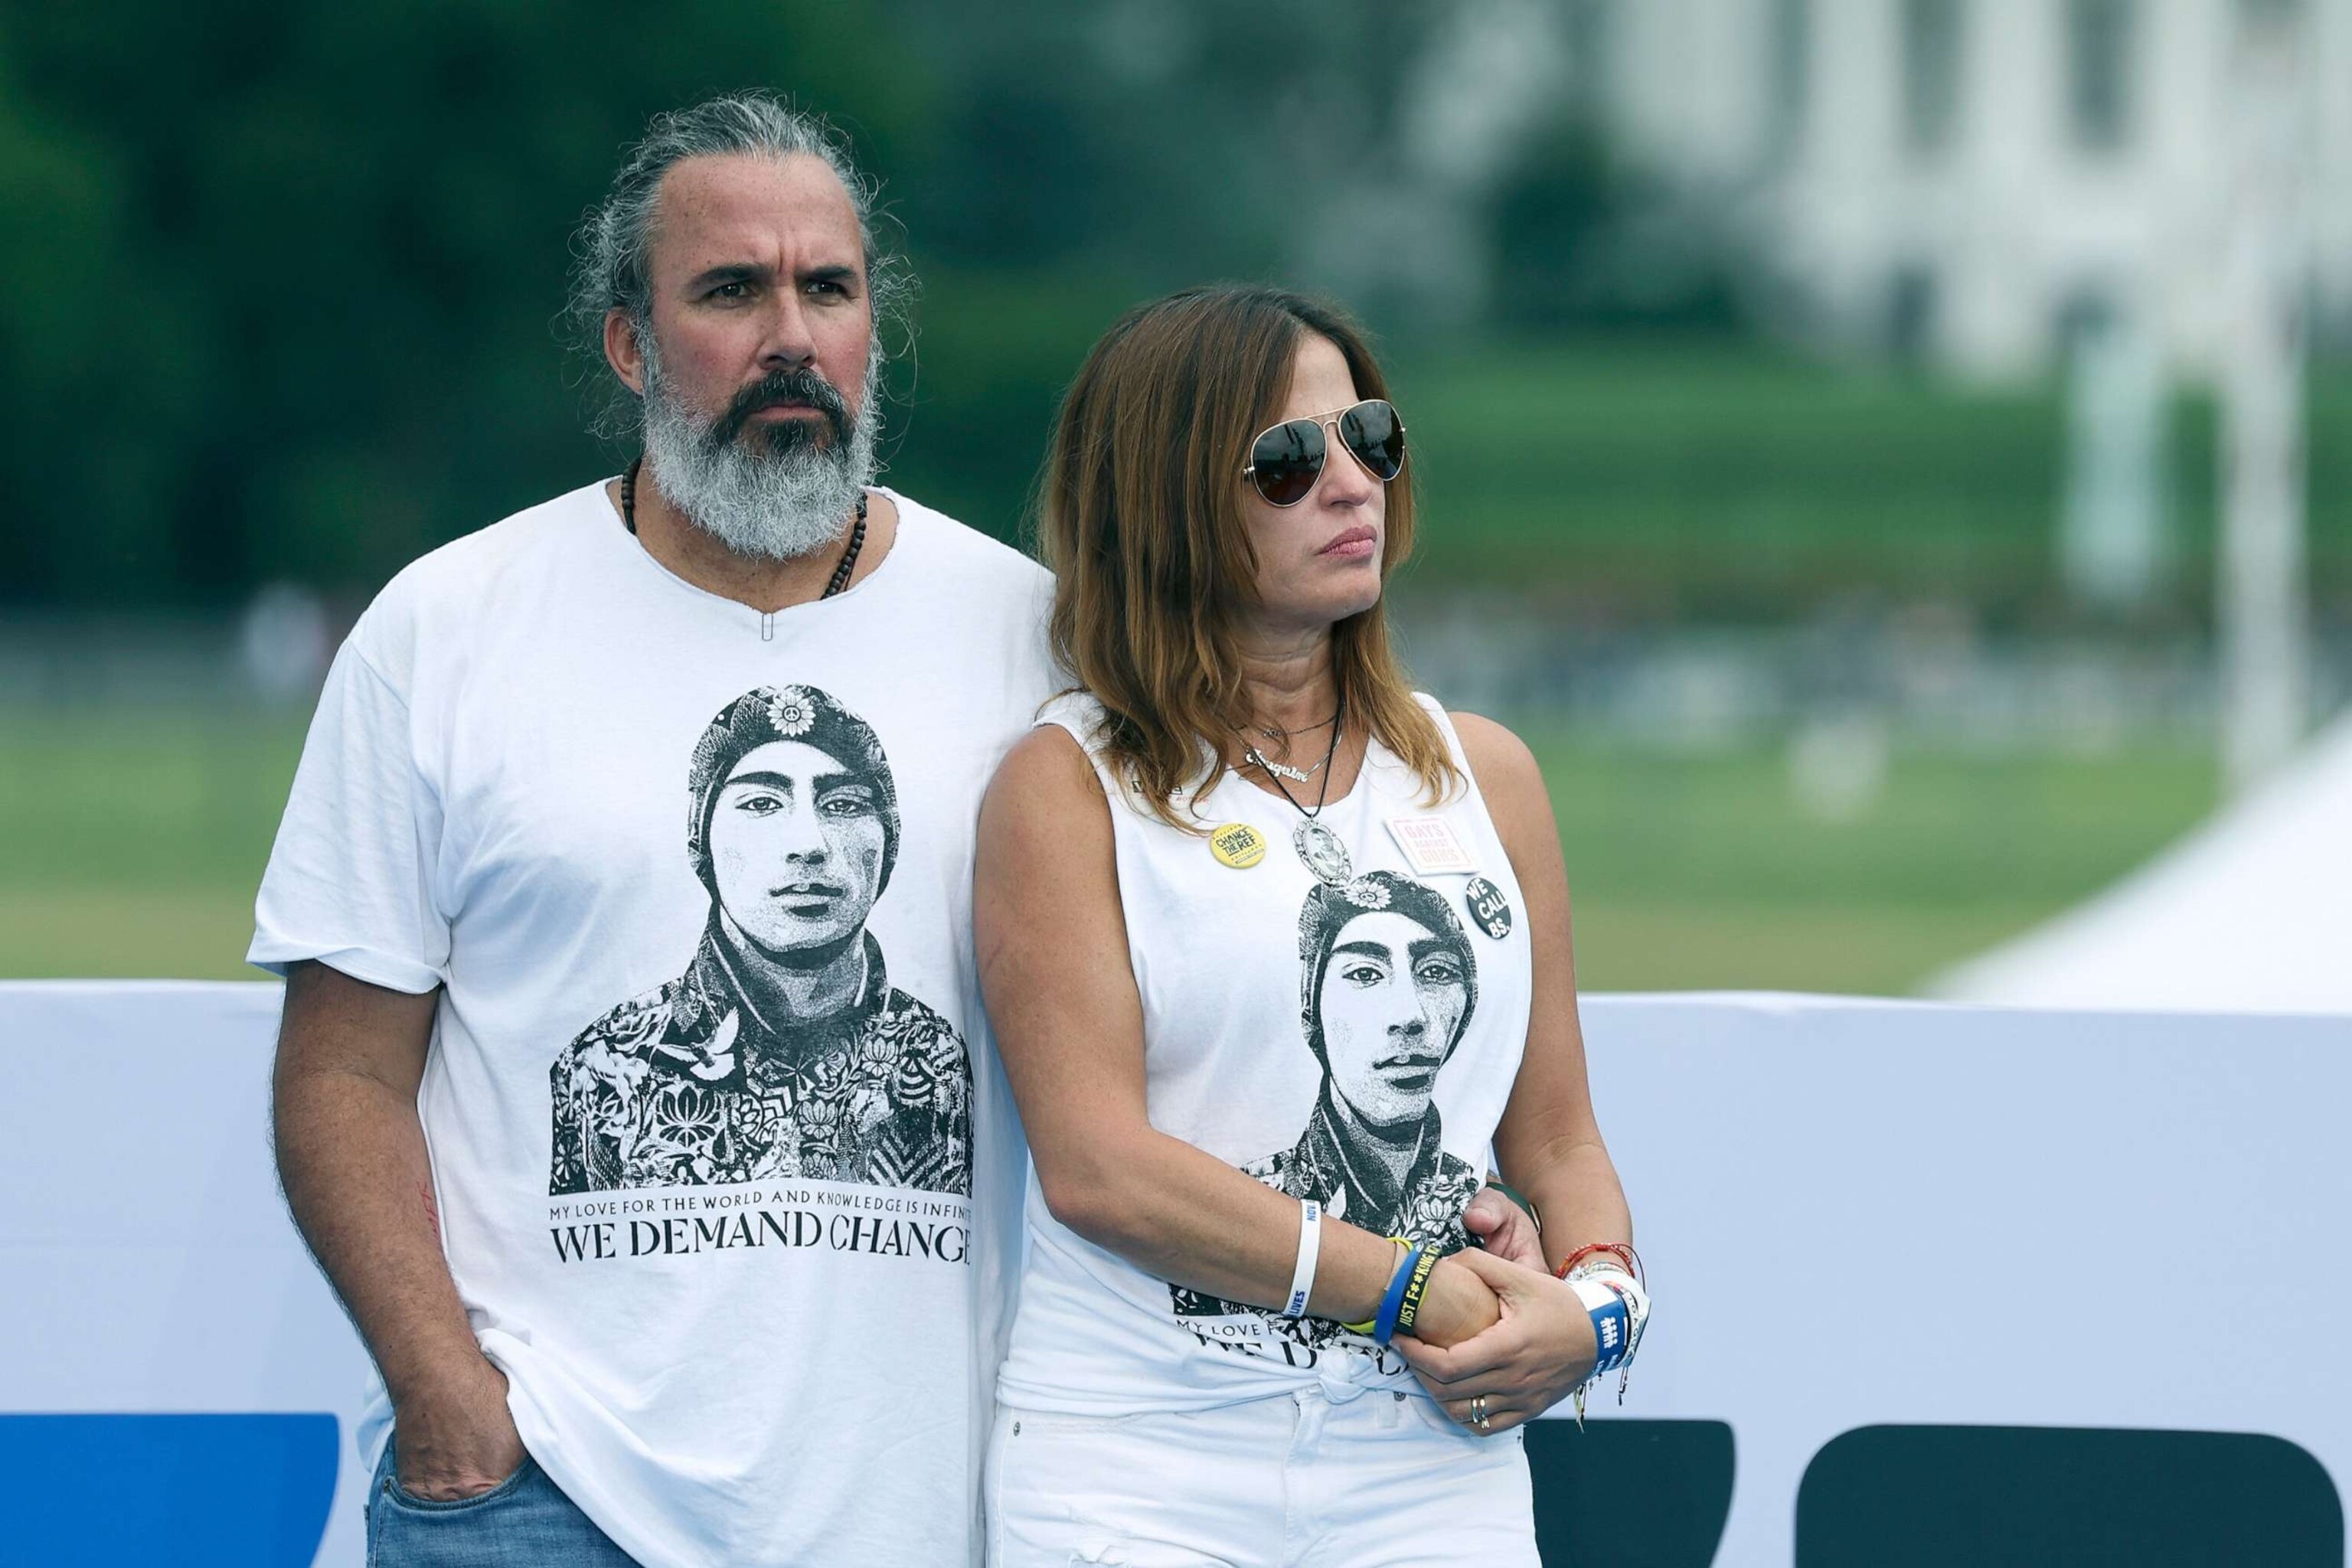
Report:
1040,1125,1410,1323
1037,1125,1498,1344
1510,1134,1633,1273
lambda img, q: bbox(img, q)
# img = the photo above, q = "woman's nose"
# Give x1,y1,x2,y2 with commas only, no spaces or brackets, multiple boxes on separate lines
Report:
1316,428,1378,507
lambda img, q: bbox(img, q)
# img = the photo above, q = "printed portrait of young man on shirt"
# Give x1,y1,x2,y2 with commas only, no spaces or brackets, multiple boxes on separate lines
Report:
1171,869,1484,1350
549,683,971,1197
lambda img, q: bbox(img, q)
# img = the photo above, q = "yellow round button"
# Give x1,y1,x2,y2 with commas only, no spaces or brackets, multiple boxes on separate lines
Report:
1209,822,1267,869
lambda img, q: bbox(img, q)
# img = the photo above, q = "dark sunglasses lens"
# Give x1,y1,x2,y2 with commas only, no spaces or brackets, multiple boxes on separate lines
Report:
1250,420,1325,506
1340,400,1406,481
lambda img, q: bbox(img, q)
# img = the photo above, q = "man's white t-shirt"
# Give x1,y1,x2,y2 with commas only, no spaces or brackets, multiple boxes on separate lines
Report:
250,479,1057,1567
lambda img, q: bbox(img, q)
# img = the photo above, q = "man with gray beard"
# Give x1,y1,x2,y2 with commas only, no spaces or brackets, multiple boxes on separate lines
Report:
251,95,1059,1566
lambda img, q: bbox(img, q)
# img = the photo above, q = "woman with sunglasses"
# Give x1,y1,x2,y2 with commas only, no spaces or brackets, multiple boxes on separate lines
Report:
974,285,1640,1565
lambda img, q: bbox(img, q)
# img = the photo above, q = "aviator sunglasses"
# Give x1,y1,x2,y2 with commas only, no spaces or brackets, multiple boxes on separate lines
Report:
1241,398,1407,508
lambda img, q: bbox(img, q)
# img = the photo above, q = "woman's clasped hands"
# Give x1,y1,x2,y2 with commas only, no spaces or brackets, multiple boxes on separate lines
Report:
1398,1247,1600,1437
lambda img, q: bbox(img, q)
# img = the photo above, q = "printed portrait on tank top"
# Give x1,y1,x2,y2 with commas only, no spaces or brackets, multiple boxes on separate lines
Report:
547,684,972,1197
1171,869,1482,1353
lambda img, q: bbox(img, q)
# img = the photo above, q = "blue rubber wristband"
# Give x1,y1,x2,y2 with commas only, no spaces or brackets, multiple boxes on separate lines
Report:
1587,1290,1632,1374
1372,1245,1426,1346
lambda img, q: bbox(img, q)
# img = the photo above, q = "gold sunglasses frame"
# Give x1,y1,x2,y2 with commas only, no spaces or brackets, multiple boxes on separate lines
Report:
1239,399,1407,508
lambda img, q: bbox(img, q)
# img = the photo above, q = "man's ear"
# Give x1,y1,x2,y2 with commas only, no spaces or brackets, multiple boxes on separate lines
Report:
605,309,646,397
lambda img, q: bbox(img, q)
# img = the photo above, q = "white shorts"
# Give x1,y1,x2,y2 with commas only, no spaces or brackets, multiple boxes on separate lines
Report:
985,1385,1539,1568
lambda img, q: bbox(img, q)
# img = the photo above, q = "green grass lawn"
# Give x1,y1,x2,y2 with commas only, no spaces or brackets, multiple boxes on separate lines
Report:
1533,737,2216,994
1384,345,2352,617
0,706,2217,995
0,707,308,981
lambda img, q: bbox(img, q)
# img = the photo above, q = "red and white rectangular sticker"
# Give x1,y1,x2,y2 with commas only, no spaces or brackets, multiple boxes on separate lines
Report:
1385,815,1477,876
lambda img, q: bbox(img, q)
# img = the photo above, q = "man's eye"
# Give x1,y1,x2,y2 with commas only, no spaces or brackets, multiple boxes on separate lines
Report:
711,281,750,300
1339,961,1387,987
818,792,874,817
1418,959,1463,985
732,792,782,815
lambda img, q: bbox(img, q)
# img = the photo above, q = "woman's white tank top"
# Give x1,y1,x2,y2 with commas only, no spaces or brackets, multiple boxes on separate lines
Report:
996,691,1536,1413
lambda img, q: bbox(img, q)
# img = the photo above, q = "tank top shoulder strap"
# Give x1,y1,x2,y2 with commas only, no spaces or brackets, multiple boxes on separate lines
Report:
1407,692,1486,812
1036,691,1125,796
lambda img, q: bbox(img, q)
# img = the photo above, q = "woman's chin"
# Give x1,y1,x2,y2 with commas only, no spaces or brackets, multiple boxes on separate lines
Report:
1266,584,1383,633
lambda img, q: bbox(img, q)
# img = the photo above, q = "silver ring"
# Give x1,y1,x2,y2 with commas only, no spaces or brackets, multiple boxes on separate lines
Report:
1471,1394,1490,1432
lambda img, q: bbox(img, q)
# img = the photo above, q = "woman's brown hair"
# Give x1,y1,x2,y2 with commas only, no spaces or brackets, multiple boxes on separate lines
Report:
1035,283,1458,828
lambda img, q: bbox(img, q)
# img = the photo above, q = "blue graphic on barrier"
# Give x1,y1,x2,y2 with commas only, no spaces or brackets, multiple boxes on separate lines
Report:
0,1413,338,1566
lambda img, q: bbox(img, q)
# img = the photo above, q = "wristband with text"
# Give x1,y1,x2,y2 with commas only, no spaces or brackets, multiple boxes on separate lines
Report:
1282,1199,1323,1318
1390,1246,1443,1340
1371,1245,1426,1346
1565,1275,1634,1375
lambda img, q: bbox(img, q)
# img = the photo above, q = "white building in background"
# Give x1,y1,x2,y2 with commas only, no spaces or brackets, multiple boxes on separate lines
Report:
1586,0,2352,380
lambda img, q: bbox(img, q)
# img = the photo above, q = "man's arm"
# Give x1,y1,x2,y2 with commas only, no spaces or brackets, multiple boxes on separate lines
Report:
272,959,524,1500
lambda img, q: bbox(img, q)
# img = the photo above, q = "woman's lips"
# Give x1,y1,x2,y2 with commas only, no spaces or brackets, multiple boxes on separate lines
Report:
1319,525,1378,559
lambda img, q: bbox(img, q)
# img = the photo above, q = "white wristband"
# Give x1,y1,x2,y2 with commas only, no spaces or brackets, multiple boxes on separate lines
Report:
1282,1199,1323,1318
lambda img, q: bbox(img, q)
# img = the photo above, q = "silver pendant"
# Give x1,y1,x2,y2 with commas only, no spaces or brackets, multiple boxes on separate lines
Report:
1292,819,1354,885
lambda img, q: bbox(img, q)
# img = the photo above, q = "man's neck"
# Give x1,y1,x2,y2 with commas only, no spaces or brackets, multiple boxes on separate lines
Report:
606,468,897,614
1320,1086,1426,1202
714,914,871,1034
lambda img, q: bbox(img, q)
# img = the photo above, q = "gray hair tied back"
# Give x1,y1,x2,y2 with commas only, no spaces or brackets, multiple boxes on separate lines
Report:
564,91,916,441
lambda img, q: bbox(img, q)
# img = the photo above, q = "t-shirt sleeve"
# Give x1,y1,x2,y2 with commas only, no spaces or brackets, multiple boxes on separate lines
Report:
248,637,449,993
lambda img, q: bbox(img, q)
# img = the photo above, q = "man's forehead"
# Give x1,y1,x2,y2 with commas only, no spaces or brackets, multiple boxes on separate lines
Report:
725,739,856,782
1335,910,1426,946
649,152,863,276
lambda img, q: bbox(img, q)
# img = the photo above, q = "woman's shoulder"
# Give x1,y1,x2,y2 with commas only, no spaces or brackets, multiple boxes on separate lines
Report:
999,704,1102,784
1417,704,1557,867
1429,706,1544,802
984,704,1118,840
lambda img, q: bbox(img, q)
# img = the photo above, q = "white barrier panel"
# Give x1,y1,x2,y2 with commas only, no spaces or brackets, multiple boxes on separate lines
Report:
1586,993,2349,1560
0,982,372,1567
3,982,2347,1564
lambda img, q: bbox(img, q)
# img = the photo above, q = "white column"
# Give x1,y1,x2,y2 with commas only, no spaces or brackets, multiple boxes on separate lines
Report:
2217,6,2314,791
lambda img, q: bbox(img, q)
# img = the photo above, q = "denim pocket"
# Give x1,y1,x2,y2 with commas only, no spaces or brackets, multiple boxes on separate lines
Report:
379,1437,536,1514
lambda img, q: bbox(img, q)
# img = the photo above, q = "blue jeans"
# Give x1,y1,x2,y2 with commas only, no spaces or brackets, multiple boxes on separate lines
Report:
368,1435,639,1566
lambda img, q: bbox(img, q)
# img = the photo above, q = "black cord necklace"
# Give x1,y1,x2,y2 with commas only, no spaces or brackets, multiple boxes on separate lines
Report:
1246,692,1354,885
1256,710,1340,740
620,456,868,598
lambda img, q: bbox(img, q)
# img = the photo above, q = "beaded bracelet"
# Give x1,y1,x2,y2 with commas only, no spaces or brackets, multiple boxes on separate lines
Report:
1553,1241,1642,1284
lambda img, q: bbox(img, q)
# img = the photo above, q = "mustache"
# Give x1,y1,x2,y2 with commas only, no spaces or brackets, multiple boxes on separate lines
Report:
708,368,853,452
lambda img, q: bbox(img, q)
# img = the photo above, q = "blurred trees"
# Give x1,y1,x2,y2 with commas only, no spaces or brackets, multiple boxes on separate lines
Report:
0,1,1668,607
0,2,923,607
25,0,2106,617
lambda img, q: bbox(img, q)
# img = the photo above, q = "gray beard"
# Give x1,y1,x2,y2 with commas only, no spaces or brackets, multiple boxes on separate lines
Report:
638,344,882,563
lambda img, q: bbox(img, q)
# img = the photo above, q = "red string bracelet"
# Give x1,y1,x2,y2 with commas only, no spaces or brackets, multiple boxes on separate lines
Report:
1554,1242,1642,1284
